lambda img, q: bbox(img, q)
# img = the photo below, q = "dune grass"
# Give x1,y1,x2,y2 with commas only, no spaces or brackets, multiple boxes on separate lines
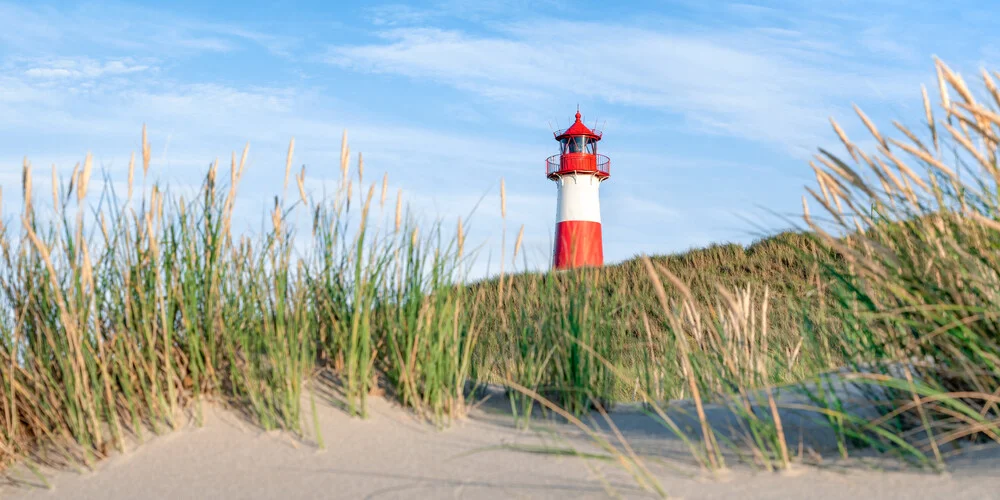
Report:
2,58,1000,497
790,58,1000,467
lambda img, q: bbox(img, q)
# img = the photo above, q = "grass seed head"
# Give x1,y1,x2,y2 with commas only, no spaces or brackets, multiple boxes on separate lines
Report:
208,158,218,189
141,124,150,176
936,62,952,119
128,151,136,200
380,173,388,210
358,152,364,185
513,224,525,260
67,162,79,202
829,117,858,162
271,197,282,234
284,137,295,194
297,165,308,206
340,130,349,181
99,211,109,241
361,183,375,231
22,158,32,213
395,189,402,232
500,178,507,219
921,84,940,155
937,58,975,106
238,142,249,180
853,104,885,148
78,152,94,203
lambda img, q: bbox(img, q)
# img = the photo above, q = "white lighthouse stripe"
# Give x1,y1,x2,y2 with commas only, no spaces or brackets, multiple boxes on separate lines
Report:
555,173,602,223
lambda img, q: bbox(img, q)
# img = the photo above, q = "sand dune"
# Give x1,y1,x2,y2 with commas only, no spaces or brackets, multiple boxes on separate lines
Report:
3,389,998,499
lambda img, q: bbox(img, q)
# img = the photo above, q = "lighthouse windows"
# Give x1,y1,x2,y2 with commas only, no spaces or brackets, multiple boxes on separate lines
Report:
560,136,595,154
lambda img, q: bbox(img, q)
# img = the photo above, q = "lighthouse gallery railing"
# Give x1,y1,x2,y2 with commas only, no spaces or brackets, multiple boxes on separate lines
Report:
546,154,610,177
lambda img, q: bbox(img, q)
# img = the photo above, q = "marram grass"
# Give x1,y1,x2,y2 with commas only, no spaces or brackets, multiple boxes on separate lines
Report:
2,58,1000,498
0,134,483,470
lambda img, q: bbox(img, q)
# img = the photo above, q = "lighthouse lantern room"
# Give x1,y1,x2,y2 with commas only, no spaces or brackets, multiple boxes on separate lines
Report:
546,110,610,270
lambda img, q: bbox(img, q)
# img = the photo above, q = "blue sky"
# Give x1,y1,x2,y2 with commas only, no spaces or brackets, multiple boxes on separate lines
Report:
2,0,999,277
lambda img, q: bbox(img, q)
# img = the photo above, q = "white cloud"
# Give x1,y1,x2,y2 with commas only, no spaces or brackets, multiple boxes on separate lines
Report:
23,58,153,80
367,4,435,27
24,68,75,79
326,20,927,157
0,2,299,58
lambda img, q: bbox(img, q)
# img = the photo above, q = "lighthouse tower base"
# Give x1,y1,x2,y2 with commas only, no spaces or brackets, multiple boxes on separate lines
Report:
553,173,604,269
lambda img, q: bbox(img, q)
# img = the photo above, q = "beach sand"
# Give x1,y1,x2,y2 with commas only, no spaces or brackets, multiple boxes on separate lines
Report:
3,388,998,499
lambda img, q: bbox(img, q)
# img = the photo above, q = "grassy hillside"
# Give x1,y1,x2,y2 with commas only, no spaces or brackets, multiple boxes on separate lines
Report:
466,231,845,403
474,230,836,338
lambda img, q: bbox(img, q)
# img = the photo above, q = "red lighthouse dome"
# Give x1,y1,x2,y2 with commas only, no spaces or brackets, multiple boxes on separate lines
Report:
546,111,610,180
546,109,610,270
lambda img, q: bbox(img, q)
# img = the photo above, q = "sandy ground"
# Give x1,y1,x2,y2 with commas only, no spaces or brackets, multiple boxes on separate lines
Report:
3,387,998,499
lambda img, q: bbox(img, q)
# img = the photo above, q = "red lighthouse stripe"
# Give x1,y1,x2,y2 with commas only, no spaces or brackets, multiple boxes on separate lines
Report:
553,220,603,269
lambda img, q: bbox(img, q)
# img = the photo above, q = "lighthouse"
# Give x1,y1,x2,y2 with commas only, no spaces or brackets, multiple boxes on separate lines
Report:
546,109,610,270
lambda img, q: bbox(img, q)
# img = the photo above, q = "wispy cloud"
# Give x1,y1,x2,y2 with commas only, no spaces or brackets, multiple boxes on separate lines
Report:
367,4,437,27
0,1,298,57
23,57,154,79
326,19,925,157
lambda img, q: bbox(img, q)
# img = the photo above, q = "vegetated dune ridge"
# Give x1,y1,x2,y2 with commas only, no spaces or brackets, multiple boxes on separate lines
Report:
3,384,998,500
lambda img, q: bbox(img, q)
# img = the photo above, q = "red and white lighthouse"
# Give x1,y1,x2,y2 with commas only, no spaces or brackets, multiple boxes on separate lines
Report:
546,110,610,270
